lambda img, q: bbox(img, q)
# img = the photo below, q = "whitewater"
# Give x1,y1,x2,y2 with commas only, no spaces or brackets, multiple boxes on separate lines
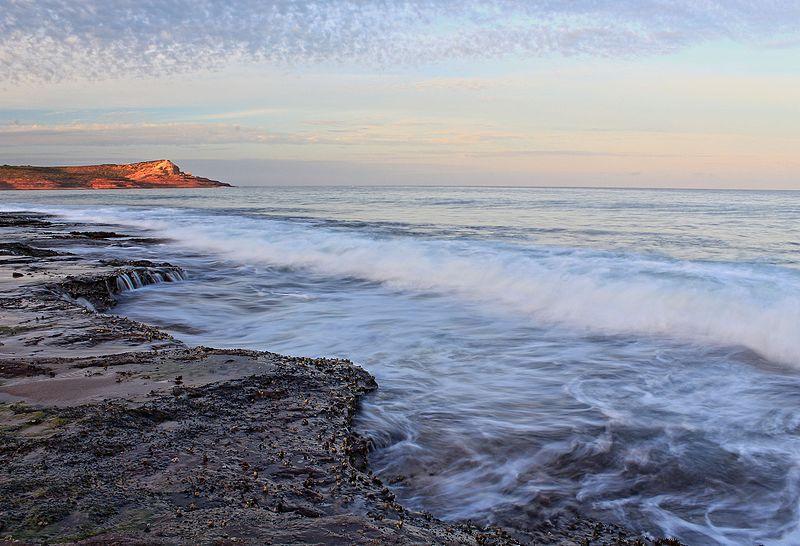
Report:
3,186,800,544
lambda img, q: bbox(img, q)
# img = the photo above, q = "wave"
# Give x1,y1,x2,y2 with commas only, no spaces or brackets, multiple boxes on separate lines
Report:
6,203,800,366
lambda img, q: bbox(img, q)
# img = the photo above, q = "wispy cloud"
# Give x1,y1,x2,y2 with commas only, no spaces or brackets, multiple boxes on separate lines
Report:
0,119,524,148
411,77,507,92
465,149,709,159
0,122,299,146
2,1,799,83
191,108,286,121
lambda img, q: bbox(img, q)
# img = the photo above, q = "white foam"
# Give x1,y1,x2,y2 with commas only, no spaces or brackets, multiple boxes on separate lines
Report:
6,203,800,366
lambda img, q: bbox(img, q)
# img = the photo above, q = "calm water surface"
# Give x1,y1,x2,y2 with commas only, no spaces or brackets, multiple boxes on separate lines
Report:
3,186,800,545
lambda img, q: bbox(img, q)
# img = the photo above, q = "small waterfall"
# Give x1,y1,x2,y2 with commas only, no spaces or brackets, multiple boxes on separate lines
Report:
130,270,143,289
53,265,187,313
116,275,135,292
112,266,186,294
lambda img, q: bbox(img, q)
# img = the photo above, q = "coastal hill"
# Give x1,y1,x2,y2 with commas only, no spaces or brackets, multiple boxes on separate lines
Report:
0,160,231,190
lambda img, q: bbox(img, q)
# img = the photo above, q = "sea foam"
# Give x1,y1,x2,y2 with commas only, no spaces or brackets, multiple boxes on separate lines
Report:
8,203,800,366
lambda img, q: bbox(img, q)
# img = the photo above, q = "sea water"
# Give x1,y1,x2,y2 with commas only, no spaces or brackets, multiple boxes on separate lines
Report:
4,186,800,545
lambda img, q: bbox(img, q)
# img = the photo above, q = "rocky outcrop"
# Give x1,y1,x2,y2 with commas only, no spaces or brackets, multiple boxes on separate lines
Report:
51,263,187,311
0,160,231,190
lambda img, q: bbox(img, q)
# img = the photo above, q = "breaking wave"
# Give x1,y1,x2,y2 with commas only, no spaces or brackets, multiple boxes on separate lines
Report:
5,203,800,366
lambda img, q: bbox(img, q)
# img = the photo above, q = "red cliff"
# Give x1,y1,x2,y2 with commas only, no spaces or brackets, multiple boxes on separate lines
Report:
0,160,231,190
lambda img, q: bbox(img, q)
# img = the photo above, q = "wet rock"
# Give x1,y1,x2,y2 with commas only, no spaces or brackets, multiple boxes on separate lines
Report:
49,265,186,311
0,242,59,257
0,214,53,228
0,357,516,544
69,231,127,239
0,360,54,378
102,258,177,268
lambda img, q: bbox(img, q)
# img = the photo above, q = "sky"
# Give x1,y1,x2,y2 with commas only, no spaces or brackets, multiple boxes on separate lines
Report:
1,1,799,188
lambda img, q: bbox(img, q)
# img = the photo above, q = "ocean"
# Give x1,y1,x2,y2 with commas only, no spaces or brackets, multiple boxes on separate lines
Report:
3,186,800,545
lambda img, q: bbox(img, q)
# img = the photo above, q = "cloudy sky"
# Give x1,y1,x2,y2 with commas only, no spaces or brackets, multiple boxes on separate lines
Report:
1,1,799,188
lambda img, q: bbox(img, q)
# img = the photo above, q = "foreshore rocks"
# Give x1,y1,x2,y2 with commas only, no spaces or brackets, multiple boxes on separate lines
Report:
0,211,680,545
51,263,186,311
0,242,60,258
2,349,516,544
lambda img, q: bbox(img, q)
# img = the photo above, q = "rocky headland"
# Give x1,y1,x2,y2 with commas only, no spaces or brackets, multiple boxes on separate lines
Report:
0,160,230,190
0,211,681,545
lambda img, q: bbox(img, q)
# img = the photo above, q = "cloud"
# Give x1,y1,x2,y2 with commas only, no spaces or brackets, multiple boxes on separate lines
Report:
2,1,799,83
464,149,709,159
411,77,506,92
0,122,301,146
0,118,524,148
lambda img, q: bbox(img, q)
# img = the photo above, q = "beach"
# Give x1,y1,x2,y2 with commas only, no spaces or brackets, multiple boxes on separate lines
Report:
2,185,799,545
0,210,672,544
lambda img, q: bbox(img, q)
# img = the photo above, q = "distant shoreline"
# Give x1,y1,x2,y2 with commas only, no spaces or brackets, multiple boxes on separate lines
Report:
0,159,232,190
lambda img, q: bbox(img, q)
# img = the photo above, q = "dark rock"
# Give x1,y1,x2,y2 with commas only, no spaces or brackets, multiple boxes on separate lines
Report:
0,242,59,257
69,231,128,239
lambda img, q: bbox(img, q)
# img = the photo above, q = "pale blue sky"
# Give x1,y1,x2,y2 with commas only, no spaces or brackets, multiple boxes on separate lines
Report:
1,1,799,188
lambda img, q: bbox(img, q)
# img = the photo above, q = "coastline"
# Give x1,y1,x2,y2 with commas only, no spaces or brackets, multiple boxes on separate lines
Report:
0,160,231,190
0,211,677,545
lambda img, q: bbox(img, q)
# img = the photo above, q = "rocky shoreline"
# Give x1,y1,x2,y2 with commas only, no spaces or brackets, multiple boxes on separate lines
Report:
0,212,681,545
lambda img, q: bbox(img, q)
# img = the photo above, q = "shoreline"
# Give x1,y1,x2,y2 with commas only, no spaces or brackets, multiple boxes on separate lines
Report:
0,211,677,544
0,160,231,191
